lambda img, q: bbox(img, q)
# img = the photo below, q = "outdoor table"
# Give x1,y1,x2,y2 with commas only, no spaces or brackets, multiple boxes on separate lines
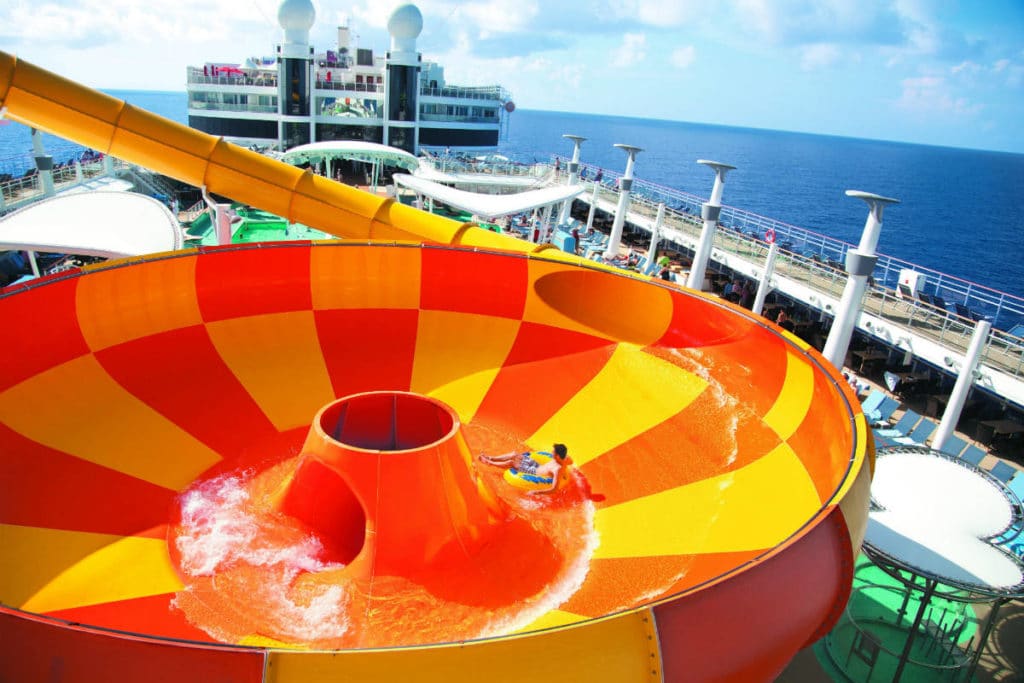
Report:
864,445,1024,682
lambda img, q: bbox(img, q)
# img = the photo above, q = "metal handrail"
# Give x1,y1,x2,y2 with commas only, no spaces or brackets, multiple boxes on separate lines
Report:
555,155,1024,332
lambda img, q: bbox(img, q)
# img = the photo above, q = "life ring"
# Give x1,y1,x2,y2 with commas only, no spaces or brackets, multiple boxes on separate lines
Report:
765,228,777,244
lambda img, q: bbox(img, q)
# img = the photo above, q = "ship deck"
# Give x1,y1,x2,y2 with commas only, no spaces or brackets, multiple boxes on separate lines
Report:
568,179,1024,412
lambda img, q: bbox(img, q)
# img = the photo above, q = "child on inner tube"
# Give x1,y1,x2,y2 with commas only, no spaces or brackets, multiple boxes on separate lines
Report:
479,443,571,494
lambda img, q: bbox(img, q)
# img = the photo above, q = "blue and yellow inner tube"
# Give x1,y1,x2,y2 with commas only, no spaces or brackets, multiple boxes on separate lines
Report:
503,451,559,491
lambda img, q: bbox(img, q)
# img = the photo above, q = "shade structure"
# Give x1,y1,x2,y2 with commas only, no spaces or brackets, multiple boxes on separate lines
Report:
0,242,871,682
280,140,420,171
0,191,183,257
393,173,585,220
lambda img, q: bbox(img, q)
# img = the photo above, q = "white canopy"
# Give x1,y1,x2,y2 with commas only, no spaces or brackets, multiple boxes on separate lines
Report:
0,191,183,258
281,141,419,171
392,174,584,221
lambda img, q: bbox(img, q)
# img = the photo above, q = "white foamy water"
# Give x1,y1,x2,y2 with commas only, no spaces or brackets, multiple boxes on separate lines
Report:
479,479,601,637
174,473,352,642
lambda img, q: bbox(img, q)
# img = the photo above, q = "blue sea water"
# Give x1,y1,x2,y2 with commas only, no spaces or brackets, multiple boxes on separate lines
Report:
2,92,1022,298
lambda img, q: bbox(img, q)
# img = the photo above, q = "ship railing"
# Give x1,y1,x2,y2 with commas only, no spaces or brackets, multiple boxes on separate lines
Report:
555,155,1024,333
0,158,119,214
187,102,279,115
419,85,506,101
419,113,499,124
419,155,549,179
561,166,1024,379
187,74,278,88
314,81,384,94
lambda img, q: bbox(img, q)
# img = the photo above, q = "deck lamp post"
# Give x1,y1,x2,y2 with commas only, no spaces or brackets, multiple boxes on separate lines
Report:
822,190,899,370
686,160,735,291
603,144,643,260
932,319,991,451
584,180,600,235
752,240,780,316
644,203,666,276
31,128,55,197
557,135,586,226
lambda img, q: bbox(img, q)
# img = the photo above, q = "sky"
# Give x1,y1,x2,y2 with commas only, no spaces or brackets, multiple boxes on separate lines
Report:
1,0,1022,153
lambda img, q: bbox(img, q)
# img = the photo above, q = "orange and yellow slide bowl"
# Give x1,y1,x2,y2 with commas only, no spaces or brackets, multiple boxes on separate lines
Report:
0,242,871,682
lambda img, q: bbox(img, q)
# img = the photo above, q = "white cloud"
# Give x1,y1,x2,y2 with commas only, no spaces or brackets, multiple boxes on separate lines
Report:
896,75,983,116
670,45,696,69
730,0,902,46
800,43,840,70
609,0,701,26
2,0,279,46
988,58,1022,87
613,33,647,67
456,0,539,37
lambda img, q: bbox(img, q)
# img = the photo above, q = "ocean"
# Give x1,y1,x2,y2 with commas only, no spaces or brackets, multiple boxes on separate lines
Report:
2,91,1022,299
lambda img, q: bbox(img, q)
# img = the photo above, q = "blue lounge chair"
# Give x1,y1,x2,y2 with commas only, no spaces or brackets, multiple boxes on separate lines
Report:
959,444,986,467
903,418,937,445
865,396,900,427
995,475,1024,547
861,389,885,416
875,410,922,439
1008,475,1024,502
936,434,968,457
989,461,1017,483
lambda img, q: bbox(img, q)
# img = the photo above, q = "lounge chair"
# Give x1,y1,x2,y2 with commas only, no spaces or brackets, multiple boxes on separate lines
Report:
902,418,937,445
865,396,900,427
995,476,1024,545
861,390,885,418
953,302,989,322
936,434,968,457
1008,475,1024,503
959,445,986,467
989,461,1017,483
874,410,922,440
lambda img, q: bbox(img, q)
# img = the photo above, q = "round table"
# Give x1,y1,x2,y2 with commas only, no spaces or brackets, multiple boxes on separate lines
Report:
862,445,1024,682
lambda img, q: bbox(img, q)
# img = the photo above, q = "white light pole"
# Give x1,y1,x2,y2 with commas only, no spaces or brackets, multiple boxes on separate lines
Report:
557,135,586,226
31,128,55,197
752,240,780,316
686,160,735,291
603,144,643,260
645,203,666,275
585,180,600,234
822,190,900,370
932,319,991,451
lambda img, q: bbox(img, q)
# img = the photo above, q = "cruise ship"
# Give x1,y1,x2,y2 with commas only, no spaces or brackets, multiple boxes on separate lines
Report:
0,2,1021,682
185,0,513,153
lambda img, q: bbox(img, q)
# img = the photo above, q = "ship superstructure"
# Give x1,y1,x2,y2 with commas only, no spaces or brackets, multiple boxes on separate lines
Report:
185,1,513,153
